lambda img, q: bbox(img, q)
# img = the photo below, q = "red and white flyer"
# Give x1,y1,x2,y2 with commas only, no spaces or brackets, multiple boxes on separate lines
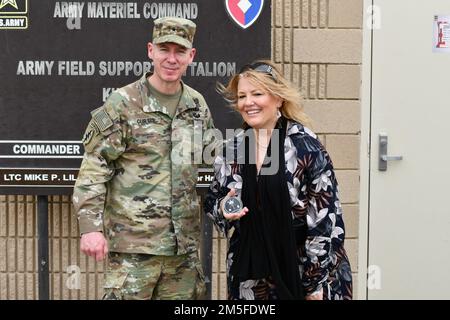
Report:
433,15,450,53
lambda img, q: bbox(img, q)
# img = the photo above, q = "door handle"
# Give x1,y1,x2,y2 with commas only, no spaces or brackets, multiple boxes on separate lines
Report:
379,133,403,171
381,155,403,161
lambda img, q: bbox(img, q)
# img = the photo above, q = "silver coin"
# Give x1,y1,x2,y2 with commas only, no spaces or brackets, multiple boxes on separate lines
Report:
223,196,243,214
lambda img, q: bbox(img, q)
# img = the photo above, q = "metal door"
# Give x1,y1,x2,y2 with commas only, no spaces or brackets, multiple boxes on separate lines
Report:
363,0,450,299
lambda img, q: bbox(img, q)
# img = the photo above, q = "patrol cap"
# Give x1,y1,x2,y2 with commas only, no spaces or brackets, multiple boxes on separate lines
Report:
152,17,196,49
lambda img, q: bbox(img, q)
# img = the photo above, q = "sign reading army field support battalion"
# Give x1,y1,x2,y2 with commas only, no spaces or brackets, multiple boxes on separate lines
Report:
0,0,270,194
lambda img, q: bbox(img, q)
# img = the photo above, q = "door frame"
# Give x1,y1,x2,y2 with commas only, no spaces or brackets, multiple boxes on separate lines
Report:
358,0,374,300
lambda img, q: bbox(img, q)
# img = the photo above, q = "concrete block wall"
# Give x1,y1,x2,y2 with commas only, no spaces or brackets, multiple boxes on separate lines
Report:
0,195,104,299
0,194,213,300
272,0,362,296
211,227,228,299
0,0,363,300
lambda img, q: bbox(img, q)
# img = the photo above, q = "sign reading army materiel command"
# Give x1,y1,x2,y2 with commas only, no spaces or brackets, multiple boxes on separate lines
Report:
0,0,270,195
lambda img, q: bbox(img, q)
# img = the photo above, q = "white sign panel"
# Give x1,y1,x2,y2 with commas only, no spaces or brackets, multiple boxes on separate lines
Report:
433,15,450,53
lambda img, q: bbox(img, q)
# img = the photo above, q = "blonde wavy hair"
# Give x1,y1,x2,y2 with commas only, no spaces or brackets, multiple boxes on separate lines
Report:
217,59,310,127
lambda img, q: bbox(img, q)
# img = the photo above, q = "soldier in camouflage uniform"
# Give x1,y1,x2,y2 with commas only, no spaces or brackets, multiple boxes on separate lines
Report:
72,17,215,300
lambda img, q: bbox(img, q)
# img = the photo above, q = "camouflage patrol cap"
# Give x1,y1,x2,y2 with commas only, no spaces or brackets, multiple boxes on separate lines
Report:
152,17,196,49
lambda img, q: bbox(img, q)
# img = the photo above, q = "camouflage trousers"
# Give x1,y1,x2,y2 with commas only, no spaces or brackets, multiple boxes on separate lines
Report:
102,251,207,300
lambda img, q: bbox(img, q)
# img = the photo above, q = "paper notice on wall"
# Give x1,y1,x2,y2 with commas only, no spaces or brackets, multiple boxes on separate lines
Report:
433,15,450,53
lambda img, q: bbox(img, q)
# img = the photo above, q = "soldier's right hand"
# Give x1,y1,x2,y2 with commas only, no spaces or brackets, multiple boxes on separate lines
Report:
80,231,108,261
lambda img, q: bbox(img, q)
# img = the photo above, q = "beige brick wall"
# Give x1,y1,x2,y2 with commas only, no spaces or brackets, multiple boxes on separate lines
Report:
0,195,104,300
0,1,362,300
272,0,362,297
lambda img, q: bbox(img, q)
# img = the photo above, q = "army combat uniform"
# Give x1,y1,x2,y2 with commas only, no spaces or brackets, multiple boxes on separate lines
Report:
73,71,215,299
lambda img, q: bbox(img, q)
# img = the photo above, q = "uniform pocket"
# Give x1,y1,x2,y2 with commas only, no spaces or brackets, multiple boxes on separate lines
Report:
102,272,128,300
194,263,207,300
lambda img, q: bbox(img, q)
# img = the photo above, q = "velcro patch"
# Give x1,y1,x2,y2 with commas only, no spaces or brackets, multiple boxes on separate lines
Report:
82,123,98,145
93,109,113,132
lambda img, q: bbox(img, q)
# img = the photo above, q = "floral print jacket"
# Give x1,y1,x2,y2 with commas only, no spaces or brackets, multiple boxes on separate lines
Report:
204,120,353,300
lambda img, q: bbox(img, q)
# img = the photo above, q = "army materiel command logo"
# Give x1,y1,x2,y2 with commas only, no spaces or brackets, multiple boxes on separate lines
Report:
0,0,28,29
225,0,264,29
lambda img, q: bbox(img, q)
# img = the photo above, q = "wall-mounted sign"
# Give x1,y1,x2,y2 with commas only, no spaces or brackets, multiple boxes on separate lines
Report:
0,0,271,194
225,0,264,29
0,0,28,29
433,15,450,53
